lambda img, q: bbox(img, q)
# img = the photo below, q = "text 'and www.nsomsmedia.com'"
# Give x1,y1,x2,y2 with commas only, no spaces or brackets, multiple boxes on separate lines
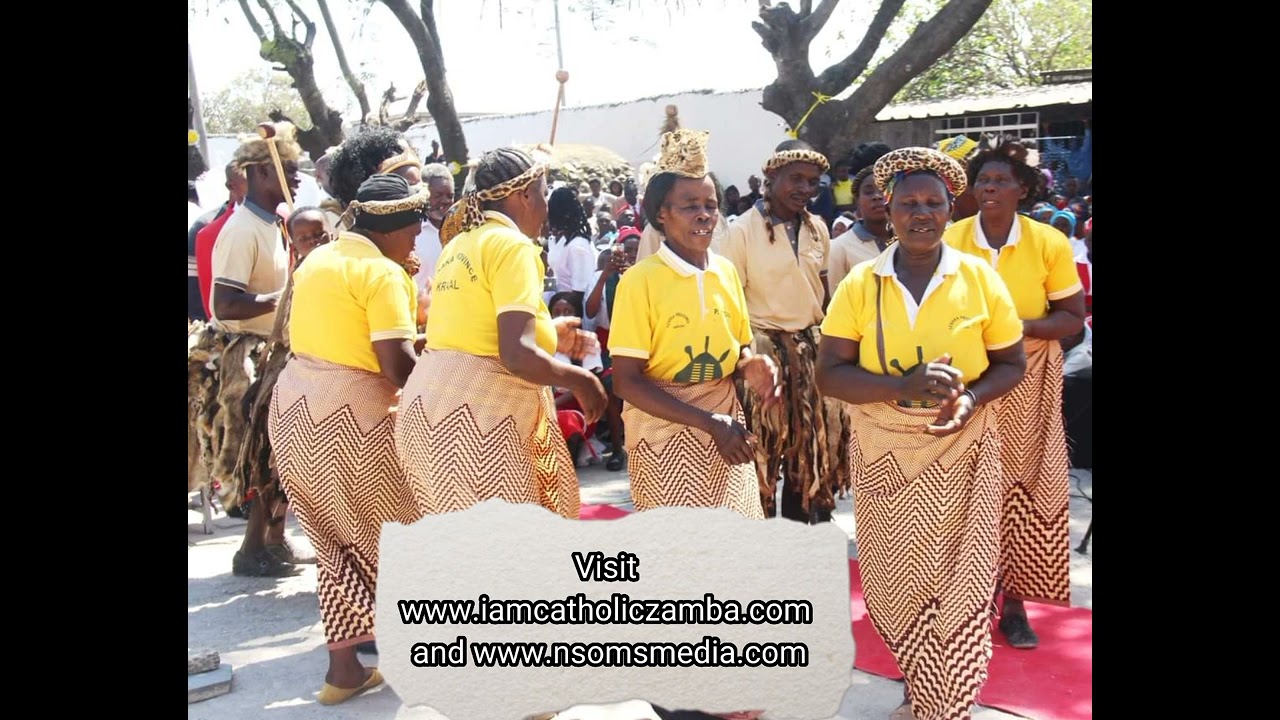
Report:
401,551,814,668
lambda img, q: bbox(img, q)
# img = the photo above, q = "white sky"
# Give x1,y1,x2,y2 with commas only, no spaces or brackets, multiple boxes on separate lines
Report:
188,0,883,117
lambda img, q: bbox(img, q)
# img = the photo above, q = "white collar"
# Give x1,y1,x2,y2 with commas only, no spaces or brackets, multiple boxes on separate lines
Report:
873,243,961,278
974,213,1023,250
657,240,726,280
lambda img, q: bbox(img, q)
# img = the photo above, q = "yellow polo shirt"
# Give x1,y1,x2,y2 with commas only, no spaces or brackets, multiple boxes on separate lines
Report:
944,214,1083,320
832,179,854,207
288,232,418,374
427,211,558,357
722,205,830,332
821,244,1023,383
609,242,753,382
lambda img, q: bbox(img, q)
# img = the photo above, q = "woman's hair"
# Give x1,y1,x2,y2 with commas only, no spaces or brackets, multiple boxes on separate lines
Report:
328,126,407,205
966,136,1045,203
473,147,538,205
642,172,724,235
849,142,891,176
548,186,593,239
548,291,583,318
286,205,324,236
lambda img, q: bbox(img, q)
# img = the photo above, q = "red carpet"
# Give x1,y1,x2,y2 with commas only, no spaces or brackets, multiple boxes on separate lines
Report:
581,504,1093,720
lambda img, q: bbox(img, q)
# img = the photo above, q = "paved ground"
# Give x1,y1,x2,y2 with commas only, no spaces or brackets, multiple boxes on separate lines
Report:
187,466,1092,719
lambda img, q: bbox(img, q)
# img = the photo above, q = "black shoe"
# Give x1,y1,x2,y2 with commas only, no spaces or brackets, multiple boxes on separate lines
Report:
233,549,304,577
606,449,626,471
999,613,1040,649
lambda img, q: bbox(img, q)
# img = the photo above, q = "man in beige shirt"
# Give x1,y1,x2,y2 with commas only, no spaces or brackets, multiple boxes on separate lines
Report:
721,140,849,524
204,126,304,577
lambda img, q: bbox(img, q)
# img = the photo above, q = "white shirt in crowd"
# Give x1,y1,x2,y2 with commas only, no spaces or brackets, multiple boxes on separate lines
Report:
415,220,444,297
549,235,597,293
585,269,610,331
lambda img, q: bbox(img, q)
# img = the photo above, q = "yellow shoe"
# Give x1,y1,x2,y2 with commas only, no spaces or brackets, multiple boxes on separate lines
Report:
317,668,383,706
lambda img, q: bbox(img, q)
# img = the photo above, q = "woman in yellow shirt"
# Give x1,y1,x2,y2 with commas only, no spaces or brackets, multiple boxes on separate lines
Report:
610,129,781,519
395,147,607,519
816,147,1026,720
943,139,1086,649
267,174,427,705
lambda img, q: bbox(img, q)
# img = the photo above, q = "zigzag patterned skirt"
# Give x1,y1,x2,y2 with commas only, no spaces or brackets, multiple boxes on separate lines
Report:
997,337,1071,605
267,355,421,649
849,401,1002,720
623,378,764,519
395,350,580,519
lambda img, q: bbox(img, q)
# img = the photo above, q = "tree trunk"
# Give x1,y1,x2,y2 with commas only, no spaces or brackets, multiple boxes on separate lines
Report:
381,0,469,172
237,0,345,159
754,0,993,163
316,0,371,121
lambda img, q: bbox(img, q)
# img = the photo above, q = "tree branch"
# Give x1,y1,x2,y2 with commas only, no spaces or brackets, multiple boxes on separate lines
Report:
280,0,317,48
256,0,287,39
396,80,428,132
421,0,445,74
236,0,268,43
842,0,993,121
316,0,371,119
800,0,813,14
815,0,906,97
801,0,840,42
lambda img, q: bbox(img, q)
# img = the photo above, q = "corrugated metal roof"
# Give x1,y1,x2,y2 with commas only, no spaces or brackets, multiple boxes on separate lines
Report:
875,81,1092,122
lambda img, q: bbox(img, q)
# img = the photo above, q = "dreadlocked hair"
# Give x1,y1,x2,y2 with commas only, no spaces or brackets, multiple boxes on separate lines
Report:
474,147,537,209
328,126,409,205
762,139,822,246
548,186,593,240
967,135,1045,205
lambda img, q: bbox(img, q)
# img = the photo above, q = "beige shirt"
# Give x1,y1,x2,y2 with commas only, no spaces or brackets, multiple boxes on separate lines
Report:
722,206,830,332
827,222,887,291
210,202,289,337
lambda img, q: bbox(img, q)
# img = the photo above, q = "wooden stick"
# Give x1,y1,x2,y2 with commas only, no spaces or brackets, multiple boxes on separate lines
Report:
550,70,569,145
257,123,295,211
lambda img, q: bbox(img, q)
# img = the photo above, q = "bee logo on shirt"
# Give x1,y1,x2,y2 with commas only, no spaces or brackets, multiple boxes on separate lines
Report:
667,313,691,329
674,337,730,383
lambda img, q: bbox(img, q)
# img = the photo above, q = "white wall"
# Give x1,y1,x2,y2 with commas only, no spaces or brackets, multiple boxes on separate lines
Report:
405,88,795,194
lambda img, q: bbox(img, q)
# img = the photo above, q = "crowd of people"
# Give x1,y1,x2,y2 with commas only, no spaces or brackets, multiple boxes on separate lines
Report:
187,119,1091,719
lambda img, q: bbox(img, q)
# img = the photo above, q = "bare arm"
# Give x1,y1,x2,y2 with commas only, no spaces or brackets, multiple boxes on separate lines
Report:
815,336,911,405
585,271,610,319
1022,292,1086,341
964,343,1026,406
212,283,278,321
611,356,715,434
372,339,418,388
497,311,600,394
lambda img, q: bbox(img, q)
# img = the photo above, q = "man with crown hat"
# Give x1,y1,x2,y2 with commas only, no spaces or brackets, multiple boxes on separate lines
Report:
188,122,310,577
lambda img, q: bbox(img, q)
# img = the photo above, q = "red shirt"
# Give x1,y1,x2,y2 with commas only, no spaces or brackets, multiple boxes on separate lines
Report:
1076,258,1092,318
196,203,236,318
